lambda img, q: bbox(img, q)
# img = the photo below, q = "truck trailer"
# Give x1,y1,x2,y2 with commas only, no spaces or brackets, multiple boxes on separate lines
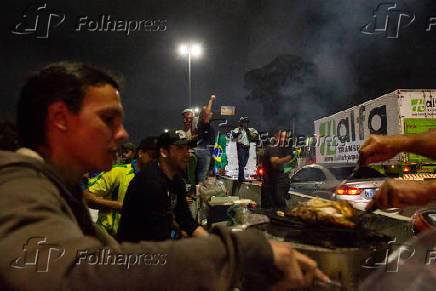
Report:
314,89,436,179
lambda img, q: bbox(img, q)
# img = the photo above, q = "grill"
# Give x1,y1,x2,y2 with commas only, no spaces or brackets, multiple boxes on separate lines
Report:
251,208,393,290
254,208,391,249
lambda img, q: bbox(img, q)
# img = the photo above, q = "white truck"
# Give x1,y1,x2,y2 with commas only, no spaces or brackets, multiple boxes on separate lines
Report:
314,89,436,178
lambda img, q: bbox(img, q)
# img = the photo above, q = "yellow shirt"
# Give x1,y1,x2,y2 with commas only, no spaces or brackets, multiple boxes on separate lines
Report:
88,163,136,236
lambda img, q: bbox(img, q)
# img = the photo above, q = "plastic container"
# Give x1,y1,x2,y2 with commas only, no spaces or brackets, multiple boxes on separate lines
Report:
240,203,250,225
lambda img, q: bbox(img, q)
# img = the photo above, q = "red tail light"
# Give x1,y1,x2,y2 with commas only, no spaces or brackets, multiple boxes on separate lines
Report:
336,186,361,195
257,168,264,175
336,188,346,195
404,166,410,172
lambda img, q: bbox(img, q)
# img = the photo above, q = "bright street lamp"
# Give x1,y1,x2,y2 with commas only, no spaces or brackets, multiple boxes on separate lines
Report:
178,42,202,108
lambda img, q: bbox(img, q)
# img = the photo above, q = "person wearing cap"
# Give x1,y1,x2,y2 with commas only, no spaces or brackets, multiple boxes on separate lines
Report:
118,130,209,242
84,136,158,236
232,117,258,182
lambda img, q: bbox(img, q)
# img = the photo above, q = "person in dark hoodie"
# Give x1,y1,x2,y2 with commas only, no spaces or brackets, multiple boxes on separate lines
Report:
0,61,328,290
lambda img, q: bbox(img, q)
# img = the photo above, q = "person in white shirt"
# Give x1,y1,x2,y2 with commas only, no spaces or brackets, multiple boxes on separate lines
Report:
231,117,258,182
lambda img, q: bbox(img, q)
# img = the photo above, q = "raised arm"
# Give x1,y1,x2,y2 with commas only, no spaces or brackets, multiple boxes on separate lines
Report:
206,94,215,112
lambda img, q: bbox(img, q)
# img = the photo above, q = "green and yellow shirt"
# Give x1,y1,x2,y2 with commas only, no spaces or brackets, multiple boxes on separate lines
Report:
88,161,137,236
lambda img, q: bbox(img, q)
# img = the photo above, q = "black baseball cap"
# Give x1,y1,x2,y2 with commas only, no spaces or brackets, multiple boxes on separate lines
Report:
137,136,158,152
157,130,195,148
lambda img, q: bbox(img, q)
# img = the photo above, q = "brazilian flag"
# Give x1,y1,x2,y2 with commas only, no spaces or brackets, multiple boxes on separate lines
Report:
284,148,301,174
213,133,230,170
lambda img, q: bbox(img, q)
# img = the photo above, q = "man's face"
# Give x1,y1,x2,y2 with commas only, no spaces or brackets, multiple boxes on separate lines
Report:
123,149,135,160
278,131,289,147
241,121,248,129
137,149,158,167
167,144,190,171
66,84,128,172
183,112,193,129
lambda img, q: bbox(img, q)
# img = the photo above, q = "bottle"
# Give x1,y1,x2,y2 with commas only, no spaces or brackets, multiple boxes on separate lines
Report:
241,203,250,225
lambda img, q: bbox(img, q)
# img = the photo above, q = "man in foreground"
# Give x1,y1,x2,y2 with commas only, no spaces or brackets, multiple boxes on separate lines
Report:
0,61,328,290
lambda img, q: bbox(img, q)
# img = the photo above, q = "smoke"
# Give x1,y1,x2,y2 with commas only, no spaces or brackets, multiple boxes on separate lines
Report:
244,54,321,134
242,0,436,136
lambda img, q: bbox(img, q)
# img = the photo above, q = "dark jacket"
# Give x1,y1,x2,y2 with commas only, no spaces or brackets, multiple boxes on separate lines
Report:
197,120,215,148
0,150,274,290
118,162,198,242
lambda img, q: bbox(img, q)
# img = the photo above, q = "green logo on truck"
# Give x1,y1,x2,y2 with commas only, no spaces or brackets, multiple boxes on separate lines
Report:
411,98,436,112
411,99,425,112
319,120,337,156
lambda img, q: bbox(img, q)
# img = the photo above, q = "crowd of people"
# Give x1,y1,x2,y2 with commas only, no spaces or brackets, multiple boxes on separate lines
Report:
0,61,330,290
0,61,435,290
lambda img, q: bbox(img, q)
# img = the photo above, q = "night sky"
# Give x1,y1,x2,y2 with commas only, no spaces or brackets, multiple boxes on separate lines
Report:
1,0,435,143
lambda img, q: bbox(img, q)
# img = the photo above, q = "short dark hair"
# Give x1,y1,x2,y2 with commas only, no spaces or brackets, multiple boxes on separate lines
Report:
121,142,136,153
17,61,120,149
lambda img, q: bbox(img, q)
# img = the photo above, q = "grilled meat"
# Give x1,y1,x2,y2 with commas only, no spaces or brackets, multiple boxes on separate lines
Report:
286,198,356,228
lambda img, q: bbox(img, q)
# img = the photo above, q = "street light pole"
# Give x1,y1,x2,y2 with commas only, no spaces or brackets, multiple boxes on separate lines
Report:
178,42,202,108
188,51,192,108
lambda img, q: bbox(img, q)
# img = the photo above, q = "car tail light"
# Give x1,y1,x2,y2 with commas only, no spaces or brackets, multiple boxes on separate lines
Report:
336,188,346,195
257,168,264,175
336,186,361,195
347,188,361,195
404,166,410,172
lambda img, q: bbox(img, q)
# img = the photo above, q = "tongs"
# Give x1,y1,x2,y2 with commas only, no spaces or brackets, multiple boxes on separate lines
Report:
314,278,343,290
